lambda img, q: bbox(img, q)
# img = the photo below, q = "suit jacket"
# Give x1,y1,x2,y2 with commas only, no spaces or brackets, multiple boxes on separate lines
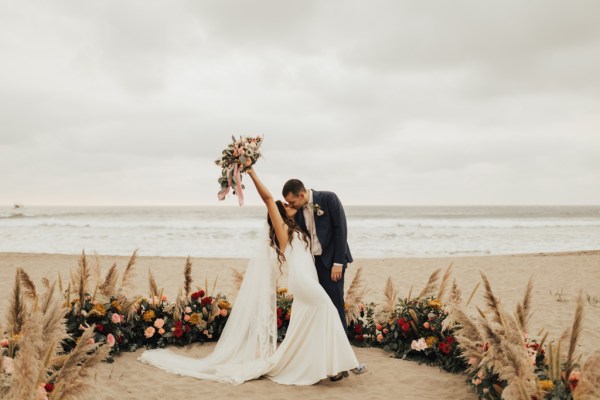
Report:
295,190,353,269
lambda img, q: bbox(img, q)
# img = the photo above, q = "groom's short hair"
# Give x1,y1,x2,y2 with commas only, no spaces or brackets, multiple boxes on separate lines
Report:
282,179,306,197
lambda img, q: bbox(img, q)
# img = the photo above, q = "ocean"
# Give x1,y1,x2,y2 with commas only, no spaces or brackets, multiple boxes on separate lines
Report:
1,205,599,258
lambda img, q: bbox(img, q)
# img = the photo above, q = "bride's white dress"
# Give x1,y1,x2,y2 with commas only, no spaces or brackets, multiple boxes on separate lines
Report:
138,228,358,385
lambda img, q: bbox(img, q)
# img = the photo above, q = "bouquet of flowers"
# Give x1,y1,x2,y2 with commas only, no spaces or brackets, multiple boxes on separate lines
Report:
215,135,263,206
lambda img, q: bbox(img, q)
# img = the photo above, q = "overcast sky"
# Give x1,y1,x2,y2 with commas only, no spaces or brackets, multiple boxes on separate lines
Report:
1,1,599,206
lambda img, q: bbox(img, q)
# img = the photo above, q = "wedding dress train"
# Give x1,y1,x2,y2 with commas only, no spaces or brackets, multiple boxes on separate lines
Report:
138,226,358,385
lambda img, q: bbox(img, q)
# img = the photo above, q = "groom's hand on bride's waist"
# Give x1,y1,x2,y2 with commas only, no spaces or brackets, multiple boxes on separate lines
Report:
331,265,343,282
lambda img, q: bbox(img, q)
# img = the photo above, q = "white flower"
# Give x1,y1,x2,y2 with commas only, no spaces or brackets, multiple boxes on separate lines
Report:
310,203,325,216
410,338,427,351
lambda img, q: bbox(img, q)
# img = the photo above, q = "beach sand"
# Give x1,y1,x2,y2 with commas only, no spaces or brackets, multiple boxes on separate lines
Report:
1,251,599,400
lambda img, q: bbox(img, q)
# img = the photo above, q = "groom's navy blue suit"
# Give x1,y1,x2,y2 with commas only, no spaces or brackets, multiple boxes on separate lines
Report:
295,190,353,330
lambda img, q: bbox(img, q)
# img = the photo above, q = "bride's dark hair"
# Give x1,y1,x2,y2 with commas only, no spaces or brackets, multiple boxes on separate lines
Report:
267,200,310,269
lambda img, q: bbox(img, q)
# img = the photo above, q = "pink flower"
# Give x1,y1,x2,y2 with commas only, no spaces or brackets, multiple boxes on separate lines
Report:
106,334,116,347
1,356,14,374
153,318,165,329
158,328,165,335
120,314,126,323
220,309,228,317
184,314,191,322
161,294,168,302
88,338,95,345
376,324,383,331
423,322,431,329
0,339,9,347
144,327,156,338
376,334,384,342
111,314,121,324
185,307,192,314
383,328,389,334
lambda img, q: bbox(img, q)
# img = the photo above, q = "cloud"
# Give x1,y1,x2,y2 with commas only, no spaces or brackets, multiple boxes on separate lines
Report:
0,0,599,205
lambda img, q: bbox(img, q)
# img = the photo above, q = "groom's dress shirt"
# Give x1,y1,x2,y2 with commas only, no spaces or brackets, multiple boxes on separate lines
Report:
303,189,323,256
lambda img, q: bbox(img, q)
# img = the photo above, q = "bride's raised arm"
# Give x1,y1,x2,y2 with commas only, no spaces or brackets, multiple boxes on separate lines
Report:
246,168,289,251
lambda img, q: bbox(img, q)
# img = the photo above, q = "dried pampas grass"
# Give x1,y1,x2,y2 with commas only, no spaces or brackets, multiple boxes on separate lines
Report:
6,271,26,358
564,290,585,383
148,270,159,299
72,251,90,315
6,307,45,400
480,272,504,327
119,249,138,294
382,276,397,314
573,350,600,400
18,268,37,300
184,257,193,298
515,276,534,333
49,326,110,400
344,267,367,325
417,268,441,299
98,263,118,298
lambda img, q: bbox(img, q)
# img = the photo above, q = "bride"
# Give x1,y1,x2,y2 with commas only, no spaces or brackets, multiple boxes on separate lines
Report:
139,167,359,385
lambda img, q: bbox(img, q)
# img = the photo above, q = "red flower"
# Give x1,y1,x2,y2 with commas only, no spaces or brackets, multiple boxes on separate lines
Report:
44,383,54,393
117,335,124,344
174,321,183,328
277,307,283,318
354,324,363,334
96,324,104,333
446,336,455,345
355,334,364,342
438,342,451,354
396,318,410,332
191,290,205,300
201,296,213,307
174,327,184,338
277,319,283,329
185,324,191,333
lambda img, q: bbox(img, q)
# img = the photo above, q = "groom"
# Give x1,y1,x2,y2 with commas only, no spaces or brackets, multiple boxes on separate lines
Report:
282,179,353,329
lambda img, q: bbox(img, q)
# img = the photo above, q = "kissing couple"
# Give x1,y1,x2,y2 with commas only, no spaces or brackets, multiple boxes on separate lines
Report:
139,167,366,385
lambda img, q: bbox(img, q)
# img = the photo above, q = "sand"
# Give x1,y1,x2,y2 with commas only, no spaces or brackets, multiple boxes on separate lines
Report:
1,250,599,400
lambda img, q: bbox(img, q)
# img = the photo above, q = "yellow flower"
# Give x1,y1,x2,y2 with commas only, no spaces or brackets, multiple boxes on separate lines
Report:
190,313,202,325
428,299,443,309
277,287,288,295
218,300,231,310
143,310,156,322
539,380,554,391
92,303,107,317
425,336,438,348
111,300,123,313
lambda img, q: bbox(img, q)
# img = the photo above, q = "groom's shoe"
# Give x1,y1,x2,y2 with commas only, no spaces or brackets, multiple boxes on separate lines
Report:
351,362,367,375
329,372,345,382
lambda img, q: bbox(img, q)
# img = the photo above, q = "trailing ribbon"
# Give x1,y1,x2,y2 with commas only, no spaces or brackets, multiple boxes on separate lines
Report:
233,163,244,206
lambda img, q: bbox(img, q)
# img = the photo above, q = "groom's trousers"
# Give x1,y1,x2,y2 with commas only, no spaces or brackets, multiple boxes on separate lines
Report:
314,256,347,331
